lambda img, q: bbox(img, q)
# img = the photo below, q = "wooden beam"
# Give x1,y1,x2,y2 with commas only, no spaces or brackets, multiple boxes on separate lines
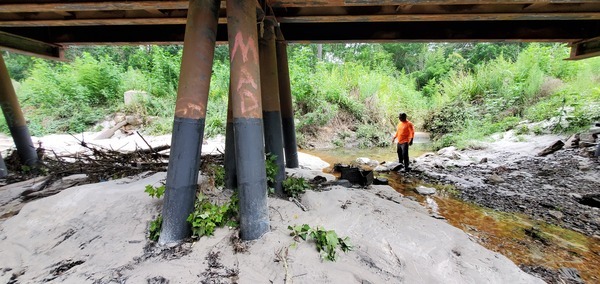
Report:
0,1,190,13
523,3,548,10
268,0,600,8
3,20,598,44
0,12,597,27
277,12,600,23
0,31,64,60
0,17,229,26
568,36,600,60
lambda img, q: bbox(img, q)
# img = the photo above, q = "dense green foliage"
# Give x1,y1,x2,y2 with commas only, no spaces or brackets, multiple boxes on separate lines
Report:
282,176,311,198
187,193,239,239
2,42,599,149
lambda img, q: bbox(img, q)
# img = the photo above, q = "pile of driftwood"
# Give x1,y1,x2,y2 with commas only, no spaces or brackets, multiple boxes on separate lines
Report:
0,136,227,221
4,137,170,185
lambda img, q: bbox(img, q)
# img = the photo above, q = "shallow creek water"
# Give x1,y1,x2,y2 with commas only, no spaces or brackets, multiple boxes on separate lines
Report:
303,146,600,283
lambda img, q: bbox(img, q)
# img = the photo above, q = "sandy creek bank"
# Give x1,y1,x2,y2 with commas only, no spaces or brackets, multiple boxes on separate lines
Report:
0,132,544,283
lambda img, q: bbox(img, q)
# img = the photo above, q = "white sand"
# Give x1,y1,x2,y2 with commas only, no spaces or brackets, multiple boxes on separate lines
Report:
0,132,543,283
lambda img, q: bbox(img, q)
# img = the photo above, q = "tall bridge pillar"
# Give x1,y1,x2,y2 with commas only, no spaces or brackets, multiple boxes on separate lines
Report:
275,33,299,168
260,19,285,196
227,0,270,240
0,54,38,167
159,0,219,244
224,86,237,190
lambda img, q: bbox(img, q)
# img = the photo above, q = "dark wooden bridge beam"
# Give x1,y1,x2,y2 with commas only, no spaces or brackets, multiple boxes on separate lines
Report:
0,31,64,60
2,20,598,44
569,36,600,60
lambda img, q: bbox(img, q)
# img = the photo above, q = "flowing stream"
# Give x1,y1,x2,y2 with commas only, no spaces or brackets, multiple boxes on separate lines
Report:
304,144,600,283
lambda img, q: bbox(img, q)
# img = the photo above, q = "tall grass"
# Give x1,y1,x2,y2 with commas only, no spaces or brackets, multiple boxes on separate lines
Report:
1,43,598,150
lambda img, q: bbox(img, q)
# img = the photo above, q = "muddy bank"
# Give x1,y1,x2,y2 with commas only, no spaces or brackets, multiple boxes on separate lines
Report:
410,132,600,238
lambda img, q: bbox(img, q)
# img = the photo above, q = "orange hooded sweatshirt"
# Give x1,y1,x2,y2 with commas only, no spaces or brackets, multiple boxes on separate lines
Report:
394,120,414,144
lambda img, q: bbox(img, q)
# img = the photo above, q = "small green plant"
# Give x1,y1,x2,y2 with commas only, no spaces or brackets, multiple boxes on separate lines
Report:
145,184,165,198
149,215,162,241
515,125,530,135
283,176,311,198
187,194,239,239
265,153,279,195
206,164,225,188
288,224,353,261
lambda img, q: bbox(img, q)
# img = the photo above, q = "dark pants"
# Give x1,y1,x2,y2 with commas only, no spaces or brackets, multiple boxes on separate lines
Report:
397,143,410,169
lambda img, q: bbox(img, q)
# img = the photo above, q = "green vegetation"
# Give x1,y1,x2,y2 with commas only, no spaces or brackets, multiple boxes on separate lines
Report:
148,215,162,241
282,176,311,198
288,224,353,261
265,153,278,195
145,183,165,241
2,42,599,149
187,193,239,239
144,184,165,199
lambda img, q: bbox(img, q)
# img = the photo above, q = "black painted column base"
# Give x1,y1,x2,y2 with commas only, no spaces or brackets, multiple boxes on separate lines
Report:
8,125,38,167
282,117,299,168
234,118,270,240
159,117,205,244
263,111,285,196
224,122,237,190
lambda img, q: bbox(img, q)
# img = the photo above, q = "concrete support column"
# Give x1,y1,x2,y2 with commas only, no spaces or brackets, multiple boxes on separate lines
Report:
224,87,237,190
260,19,285,196
227,0,270,240
0,54,38,167
159,0,219,244
275,37,299,168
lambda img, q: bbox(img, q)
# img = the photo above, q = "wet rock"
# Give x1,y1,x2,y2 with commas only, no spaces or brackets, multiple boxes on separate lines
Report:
328,179,352,188
564,134,579,148
548,210,564,220
558,268,584,284
355,157,379,167
415,186,436,196
487,174,504,184
479,157,488,164
537,140,564,157
125,115,143,126
578,133,596,143
373,165,387,172
437,147,466,160
339,167,374,186
577,161,593,171
579,194,600,208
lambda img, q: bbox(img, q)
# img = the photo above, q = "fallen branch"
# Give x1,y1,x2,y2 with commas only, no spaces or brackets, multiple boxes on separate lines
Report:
289,197,307,211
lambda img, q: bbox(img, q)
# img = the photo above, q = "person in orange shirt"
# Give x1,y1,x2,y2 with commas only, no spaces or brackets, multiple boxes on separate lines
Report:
392,112,414,172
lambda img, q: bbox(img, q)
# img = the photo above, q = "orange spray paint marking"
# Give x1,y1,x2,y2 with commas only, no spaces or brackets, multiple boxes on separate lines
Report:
240,89,259,117
236,66,260,118
175,97,206,119
237,67,258,91
231,32,258,63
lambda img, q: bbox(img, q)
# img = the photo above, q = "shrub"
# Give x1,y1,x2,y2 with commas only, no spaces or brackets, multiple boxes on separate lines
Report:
283,176,311,198
187,194,238,239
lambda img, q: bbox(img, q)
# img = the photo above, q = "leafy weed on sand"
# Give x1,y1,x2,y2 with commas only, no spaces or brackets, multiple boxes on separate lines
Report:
289,224,353,261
